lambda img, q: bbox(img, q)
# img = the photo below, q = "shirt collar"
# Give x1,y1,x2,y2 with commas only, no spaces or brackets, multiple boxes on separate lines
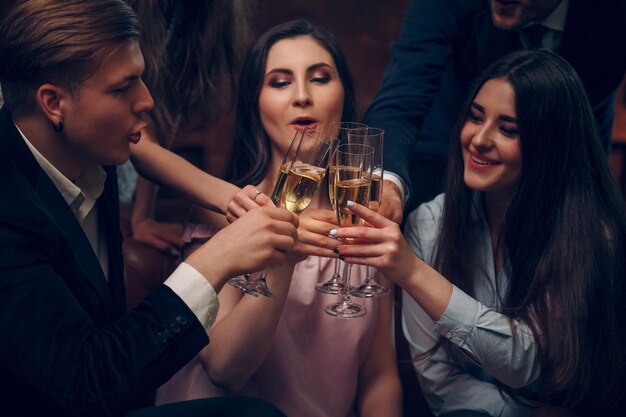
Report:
15,124,107,221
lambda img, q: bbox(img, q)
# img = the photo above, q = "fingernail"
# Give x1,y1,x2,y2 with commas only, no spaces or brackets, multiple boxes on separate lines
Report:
329,229,337,236
347,200,355,207
333,247,340,254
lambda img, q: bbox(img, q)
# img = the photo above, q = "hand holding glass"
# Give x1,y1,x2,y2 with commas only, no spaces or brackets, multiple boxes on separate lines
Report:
324,143,373,318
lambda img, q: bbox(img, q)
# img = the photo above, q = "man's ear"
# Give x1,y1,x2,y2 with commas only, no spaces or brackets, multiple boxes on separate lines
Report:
36,83,68,126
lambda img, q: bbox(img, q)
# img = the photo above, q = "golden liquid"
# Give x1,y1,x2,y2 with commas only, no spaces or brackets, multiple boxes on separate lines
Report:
366,173,383,211
335,178,371,228
280,165,326,214
270,163,289,204
328,165,361,211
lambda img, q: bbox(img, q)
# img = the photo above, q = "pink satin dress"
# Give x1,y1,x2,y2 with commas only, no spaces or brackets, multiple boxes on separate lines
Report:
156,256,380,417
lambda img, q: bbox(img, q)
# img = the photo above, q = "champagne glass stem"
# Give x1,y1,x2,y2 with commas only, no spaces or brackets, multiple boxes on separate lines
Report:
315,257,343,294
324,261,366,318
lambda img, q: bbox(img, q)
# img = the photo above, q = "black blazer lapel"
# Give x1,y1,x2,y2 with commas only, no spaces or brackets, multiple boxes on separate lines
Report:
99,165,127,317
471,6,521,78
0,108,114,320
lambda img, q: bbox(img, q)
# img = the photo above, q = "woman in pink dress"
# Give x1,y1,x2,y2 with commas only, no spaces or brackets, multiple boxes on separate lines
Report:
155,19,402,417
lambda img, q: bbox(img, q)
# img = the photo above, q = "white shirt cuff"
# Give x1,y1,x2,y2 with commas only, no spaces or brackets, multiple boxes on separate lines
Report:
383,171,408,205
164,262,220,332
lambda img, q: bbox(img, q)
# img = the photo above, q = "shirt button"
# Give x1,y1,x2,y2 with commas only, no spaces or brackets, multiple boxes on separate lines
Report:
444,331,453,339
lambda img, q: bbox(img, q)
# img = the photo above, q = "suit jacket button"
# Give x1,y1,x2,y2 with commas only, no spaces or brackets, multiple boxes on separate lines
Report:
157,332,167,344
176,315,188,326
170,323,181,334
164,328,174,338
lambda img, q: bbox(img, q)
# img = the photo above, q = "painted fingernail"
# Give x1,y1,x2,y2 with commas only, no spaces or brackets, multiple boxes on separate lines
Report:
347,200,355,207
329,229,337,236
333,247,340,254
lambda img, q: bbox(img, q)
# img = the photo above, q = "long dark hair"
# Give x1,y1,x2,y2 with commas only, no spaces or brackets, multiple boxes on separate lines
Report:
227,19,357,186
126,0,253,144
435,50,626,411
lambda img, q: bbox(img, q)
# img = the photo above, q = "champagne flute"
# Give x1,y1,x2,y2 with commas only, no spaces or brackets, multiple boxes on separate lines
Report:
228,129,305,297
324,143,373,318
315,121,366,295
243,129,334,297
349,127,390,298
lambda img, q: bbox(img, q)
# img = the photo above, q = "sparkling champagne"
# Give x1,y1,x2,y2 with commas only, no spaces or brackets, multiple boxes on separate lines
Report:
335,178,371,228
365,173,383,211
329,165,361,211
281,164,326,214
270,163,289,204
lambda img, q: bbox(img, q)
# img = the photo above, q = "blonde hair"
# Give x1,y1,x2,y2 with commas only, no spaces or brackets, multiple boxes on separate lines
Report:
0,0,140,116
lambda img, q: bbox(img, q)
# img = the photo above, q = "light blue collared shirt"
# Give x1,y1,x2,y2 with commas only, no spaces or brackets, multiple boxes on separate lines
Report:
402,193,540,416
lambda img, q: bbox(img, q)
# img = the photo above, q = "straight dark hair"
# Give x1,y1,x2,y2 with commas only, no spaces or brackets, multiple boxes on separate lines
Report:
435,50,626,412
228,19,357,186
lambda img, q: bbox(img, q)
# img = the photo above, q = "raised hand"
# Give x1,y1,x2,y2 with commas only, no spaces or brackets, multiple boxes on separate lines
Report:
186,206,298,292
332,201,452,321
226,184,275,223
330,201,417,287
290,208,340,262
131,217,184,256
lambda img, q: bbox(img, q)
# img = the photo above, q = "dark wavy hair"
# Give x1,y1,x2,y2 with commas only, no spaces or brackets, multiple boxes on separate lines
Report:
227,19,357,186
125,0,253,144
435,50,626,412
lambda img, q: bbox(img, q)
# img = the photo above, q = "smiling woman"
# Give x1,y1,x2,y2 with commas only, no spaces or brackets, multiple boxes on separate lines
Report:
331,49,626,416
461,78,522,205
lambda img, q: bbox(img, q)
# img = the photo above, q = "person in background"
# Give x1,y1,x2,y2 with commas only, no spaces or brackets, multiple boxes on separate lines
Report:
365,0,626,223
0,1,297,416
122,0,256,254
155,20,402,417
332,50,626,416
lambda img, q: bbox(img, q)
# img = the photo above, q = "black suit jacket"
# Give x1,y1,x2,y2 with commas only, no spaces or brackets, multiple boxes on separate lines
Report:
0,108,208,417
364,0,626,209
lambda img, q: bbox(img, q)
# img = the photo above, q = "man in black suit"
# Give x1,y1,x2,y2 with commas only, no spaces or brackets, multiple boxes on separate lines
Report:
365,0,626,222
0,1,297,416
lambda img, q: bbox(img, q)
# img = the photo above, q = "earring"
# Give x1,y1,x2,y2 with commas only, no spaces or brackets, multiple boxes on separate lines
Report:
52,118,63,132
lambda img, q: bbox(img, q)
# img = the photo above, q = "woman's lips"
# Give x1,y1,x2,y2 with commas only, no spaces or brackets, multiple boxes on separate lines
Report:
291,122,318,132
469,153,500,169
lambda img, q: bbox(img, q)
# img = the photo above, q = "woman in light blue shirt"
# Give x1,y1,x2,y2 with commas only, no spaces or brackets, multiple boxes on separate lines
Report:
331,50,626,416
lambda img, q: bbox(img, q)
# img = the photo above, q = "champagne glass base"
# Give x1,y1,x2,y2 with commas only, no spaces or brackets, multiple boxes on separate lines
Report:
324,300,366,318
228,277,259,297
315,275,345,295
350,280,389,298
242,280,275,299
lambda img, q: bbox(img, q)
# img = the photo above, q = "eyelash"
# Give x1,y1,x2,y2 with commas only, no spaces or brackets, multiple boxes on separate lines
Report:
467,111,519,137
499,126,519,137
268,74,331,89
112,85,130,93
310,75,330,84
